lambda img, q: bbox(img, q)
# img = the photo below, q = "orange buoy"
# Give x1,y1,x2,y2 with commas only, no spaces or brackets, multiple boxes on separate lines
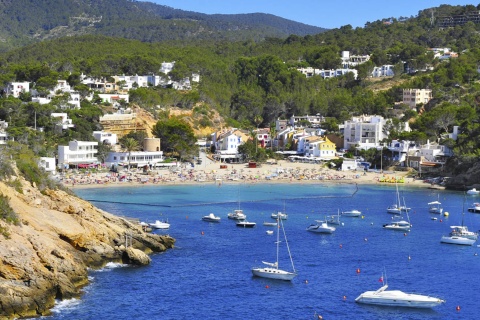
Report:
186,216,189,219
456,305,461,311
265,285,269,289
356,268,361,274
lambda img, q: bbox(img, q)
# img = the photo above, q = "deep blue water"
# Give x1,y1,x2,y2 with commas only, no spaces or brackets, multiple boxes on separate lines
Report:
47,182,480,319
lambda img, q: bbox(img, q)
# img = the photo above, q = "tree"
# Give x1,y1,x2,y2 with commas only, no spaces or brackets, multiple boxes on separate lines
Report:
121,137,139,170
152,117,198,161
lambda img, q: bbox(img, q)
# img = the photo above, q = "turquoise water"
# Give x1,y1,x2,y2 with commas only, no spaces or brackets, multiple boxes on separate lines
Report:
48,183,480,319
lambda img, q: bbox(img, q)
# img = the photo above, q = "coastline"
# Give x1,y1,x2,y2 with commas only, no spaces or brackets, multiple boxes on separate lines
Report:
63,159,430,190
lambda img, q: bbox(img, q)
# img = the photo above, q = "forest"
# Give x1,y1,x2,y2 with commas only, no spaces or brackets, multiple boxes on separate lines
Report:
0,3,480,174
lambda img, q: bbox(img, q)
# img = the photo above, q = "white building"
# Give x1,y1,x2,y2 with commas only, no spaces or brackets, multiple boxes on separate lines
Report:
0,121,10,144
341,51,370,68
104,151,164,168
297,67,358,80
403,89,432,109
160,61,175,74
32,80,81,109
289,114,325,128
96,93,130,104
372,65,395,77
57,140,98,168
51,113,75,131
213,131,247,162
4,82,30,98
39,157,56,174
93,131,118,145
343,115,389,150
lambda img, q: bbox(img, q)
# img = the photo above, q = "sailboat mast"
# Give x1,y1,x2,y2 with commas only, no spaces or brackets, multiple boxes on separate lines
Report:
275,215,280,270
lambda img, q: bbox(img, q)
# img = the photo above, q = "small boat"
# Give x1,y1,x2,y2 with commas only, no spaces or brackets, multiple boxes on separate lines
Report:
306,220,336,234
228,209,246,220
266,230,274,235
202,213,221,223
326,211,341,225
149,220,170,229
236,220,256,228
252,215,297,281
341,209,361,217
428,197,443,214
441,195,478,245
387,182,410,214
271,211,288,220
263,221,278,227
383,217,411,231
466,188,480,195
139,221,152,232
355,279,445,308
467,202,480,213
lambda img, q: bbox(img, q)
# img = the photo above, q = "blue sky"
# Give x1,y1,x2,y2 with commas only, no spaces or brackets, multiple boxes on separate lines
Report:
146,1,475,29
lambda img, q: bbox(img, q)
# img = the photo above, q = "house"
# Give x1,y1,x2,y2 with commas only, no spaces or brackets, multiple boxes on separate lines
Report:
297,67,358,80
387,140,418,165
32,80,81,109
343,115,410,151
402,89,432,109
93,131,118,145
0,121,11,144
95,93,130,105
212,130,248,163
255,128,270,148
275,119,289,132
275,127,296,150
39,157,56,174
57,140,98,169
289,114,325,128
341,158,359,171
372,65,394,77
51,113,75,131
304,136,336,159
4,82,30,98
341,51,370,68
105,138,163,168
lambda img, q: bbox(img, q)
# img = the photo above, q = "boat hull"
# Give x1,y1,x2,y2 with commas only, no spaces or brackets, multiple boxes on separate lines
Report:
236,222,256,228
306,225,335,233
355,296,444,308
251,267,297,281
440,236,476,245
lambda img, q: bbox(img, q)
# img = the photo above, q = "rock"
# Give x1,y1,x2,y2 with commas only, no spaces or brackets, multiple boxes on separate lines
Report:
123,247,151,265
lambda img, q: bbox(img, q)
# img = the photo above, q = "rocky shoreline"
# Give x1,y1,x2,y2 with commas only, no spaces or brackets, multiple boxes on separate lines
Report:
0,177,174,319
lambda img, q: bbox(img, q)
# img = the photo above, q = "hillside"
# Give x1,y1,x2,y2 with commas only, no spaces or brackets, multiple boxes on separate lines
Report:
0,0,326,52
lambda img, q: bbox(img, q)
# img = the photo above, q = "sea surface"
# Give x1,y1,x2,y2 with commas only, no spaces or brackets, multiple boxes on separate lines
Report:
47,182,480,319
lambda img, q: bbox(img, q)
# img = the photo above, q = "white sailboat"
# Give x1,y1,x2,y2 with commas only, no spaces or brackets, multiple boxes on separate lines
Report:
428,194,443,214
251,215,297,281
384,198,411,231
387,182,410,214
441,193,478,246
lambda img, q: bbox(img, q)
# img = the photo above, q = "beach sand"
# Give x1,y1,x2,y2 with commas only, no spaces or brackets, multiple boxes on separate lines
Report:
63,158,428,190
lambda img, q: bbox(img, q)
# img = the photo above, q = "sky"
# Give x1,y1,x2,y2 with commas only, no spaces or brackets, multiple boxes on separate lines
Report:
147,0,476,29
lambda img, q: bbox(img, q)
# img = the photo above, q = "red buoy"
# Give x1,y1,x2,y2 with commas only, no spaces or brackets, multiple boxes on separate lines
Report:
201,231,205,235
356,268,361,274
265,285,269,289
456,305,461,311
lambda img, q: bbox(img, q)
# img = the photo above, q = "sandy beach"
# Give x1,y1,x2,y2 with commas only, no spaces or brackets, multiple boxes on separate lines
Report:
62,157,429,190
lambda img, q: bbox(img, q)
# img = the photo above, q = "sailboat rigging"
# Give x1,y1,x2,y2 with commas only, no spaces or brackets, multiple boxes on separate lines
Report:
441,192,478,245
251,213,297,281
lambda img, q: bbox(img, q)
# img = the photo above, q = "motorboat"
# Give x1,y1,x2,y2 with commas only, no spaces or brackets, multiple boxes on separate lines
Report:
139,221,152,232
306,220,336,234
266,230,274,235
271,211,288,220
428,200,443,214
441,196,478,245
440,234,476,245
236,220,256,228
228,209,246,220
467,188,480,195
202,213,221,223
341,209,361,217
383,218,411,231
149,220,170,229
467,202,480,213
252,216,297,281
355,284,445,308
263,221,277,226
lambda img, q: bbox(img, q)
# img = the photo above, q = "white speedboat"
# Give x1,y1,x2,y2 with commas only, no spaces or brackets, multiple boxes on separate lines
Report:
228,209,246,220
306,220,336,234
236,220,256,228
263,221,277,227
342,209,361,217
355,284,445,308
271,211,288,220
202,213,221,223
252,216,297,281
149,220,170,229
467,202,480,213
467,188,480,195
383,219,411,231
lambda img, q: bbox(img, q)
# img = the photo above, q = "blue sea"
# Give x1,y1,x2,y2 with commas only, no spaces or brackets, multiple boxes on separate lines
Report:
47,182,480,319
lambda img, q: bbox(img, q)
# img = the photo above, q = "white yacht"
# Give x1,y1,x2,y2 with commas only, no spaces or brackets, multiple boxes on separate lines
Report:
428,200,443,214
383,219,411,231
466,188,480,195
202,213,221,223
341,209,362,217
271,211,288,220
228,209,246,220
149,220,170,229
467,202,480,213
306,220,336,234
355,284,445,308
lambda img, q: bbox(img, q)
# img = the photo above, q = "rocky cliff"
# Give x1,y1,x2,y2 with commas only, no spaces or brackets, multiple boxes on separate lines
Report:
0,177,175,319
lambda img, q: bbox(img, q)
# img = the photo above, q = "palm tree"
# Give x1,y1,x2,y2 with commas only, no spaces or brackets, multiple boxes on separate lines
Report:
122,137,140,170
